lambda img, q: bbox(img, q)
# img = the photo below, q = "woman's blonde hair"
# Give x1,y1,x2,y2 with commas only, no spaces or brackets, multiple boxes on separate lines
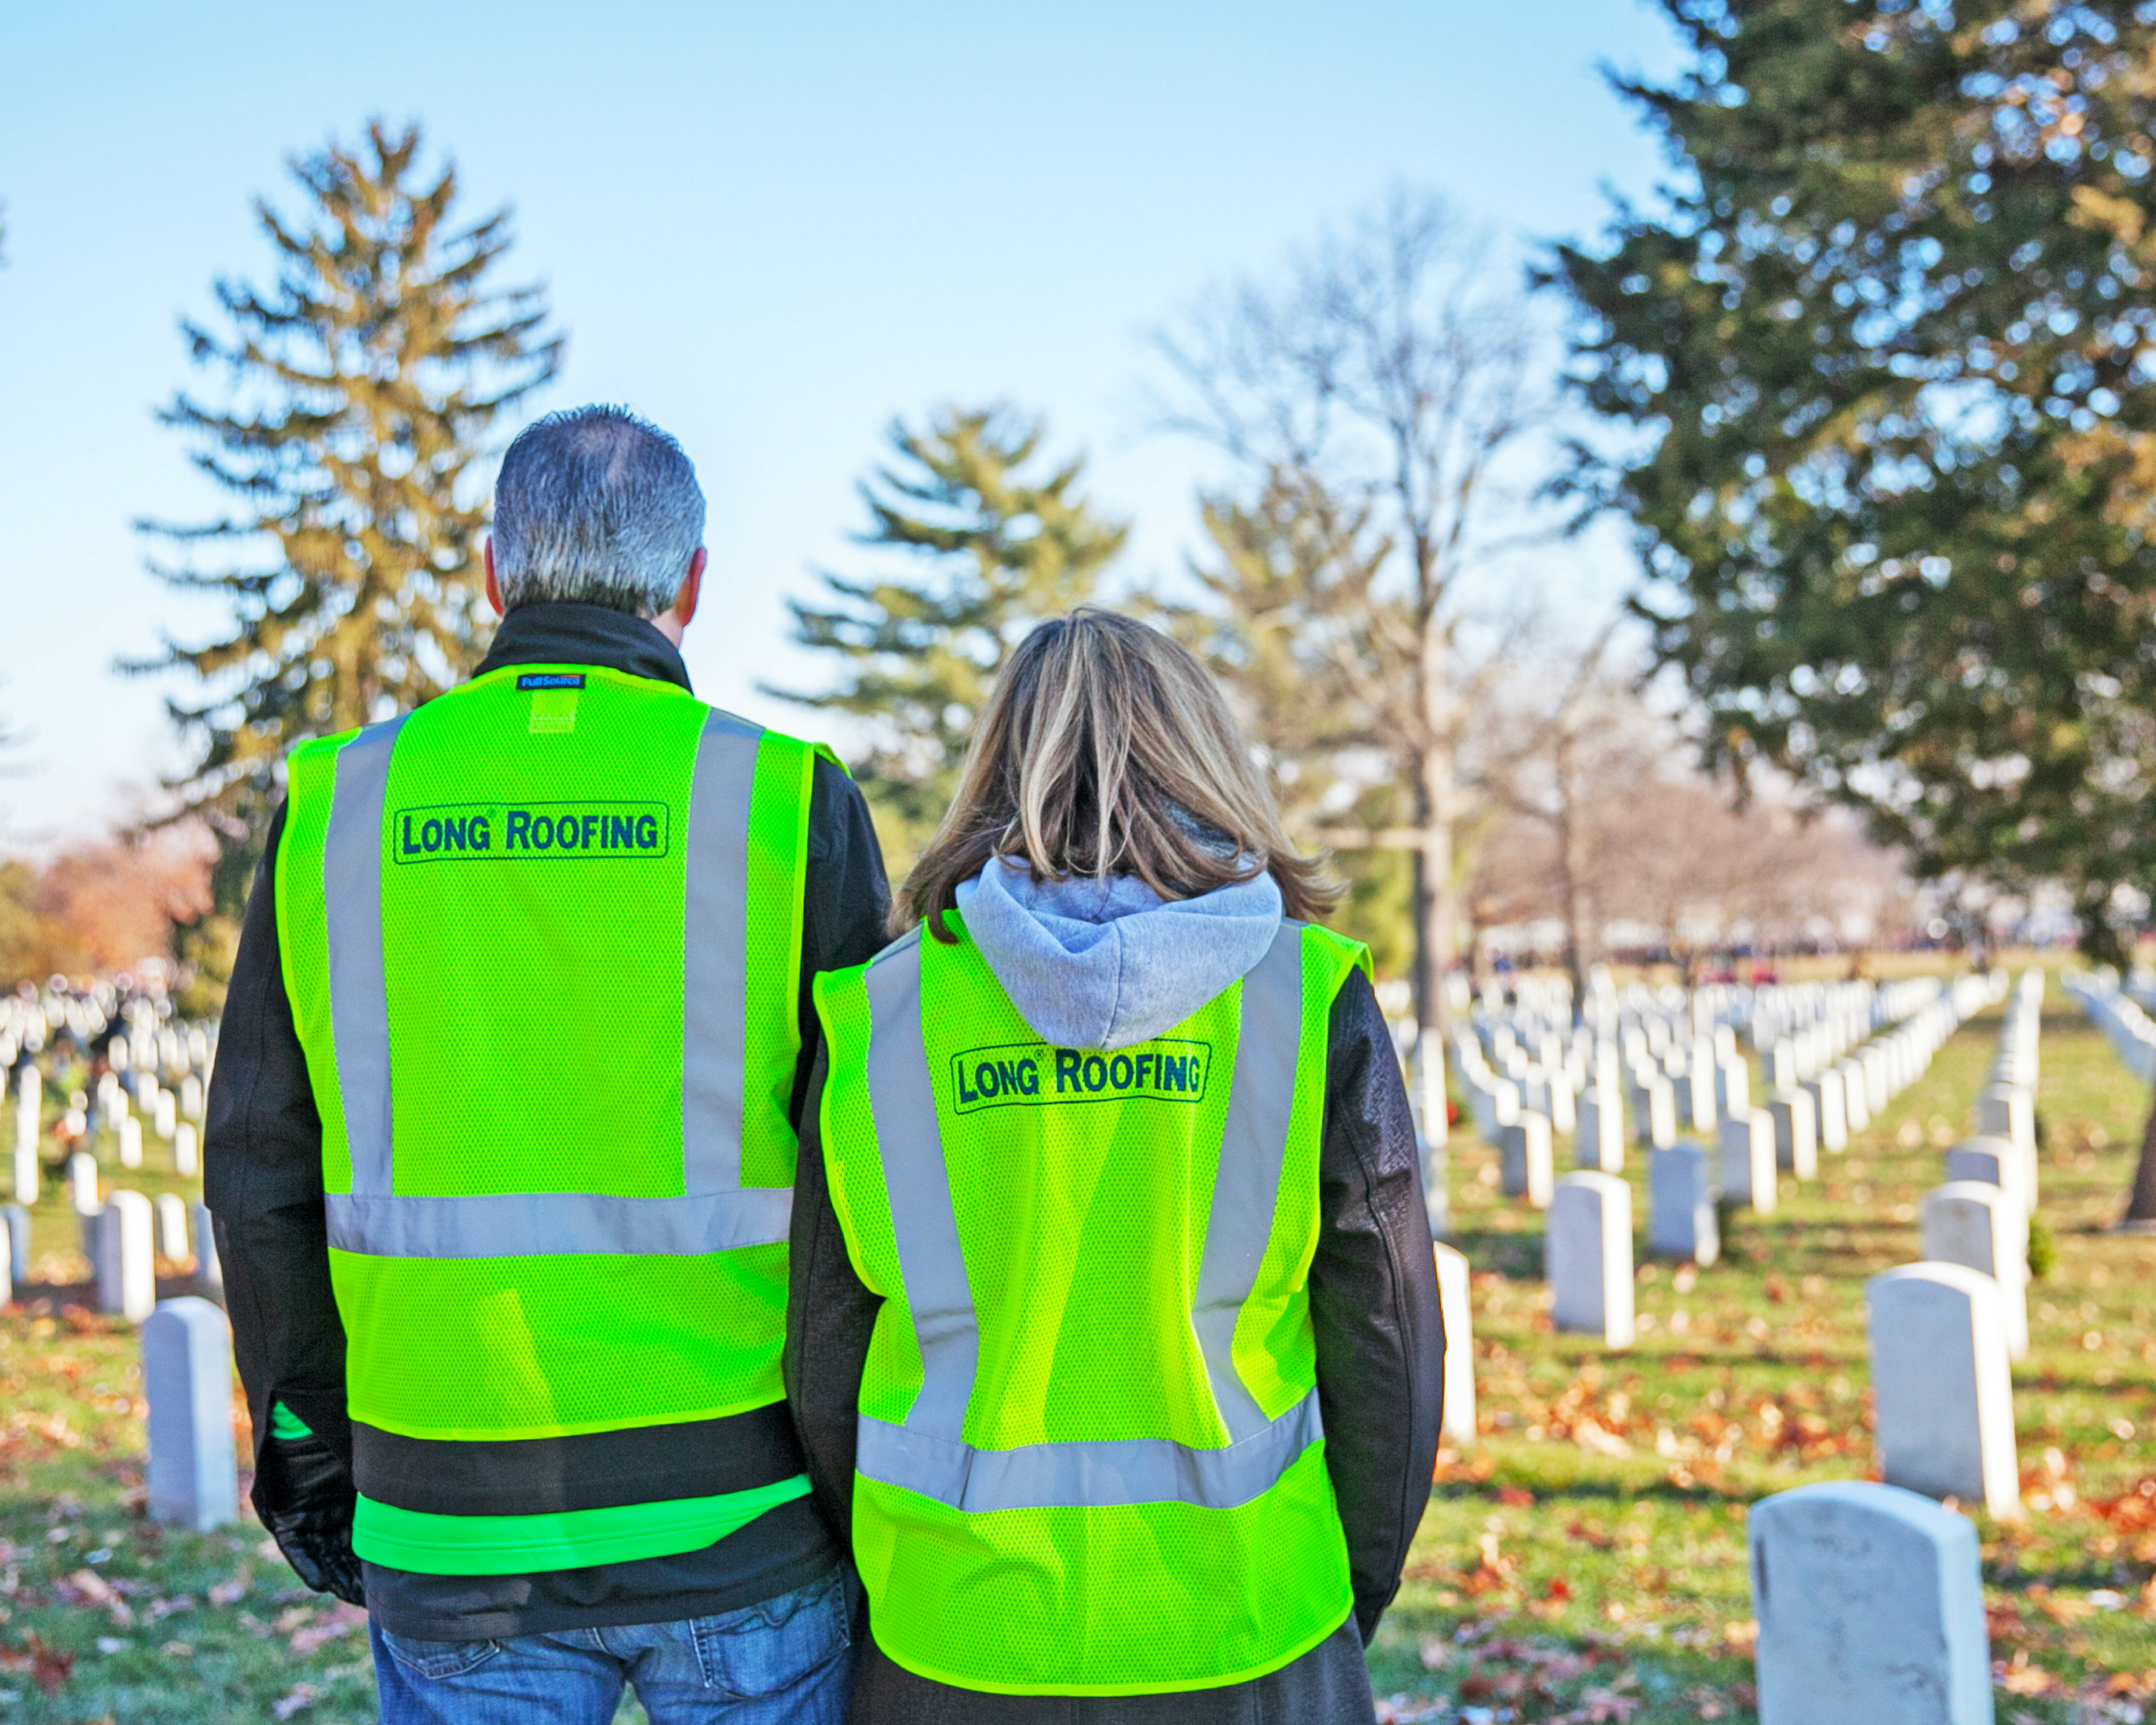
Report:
899,608,1339,940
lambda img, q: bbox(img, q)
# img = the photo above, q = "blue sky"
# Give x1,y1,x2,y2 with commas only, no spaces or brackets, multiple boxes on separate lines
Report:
0,1,1687,843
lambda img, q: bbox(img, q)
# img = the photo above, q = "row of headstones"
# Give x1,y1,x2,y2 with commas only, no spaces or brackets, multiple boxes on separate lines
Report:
0,1183,221,1317
1502,984,1979,1310
1869,970,2046,1527
14,1075,202,1209
1471,973,1998,1214
15,1064,205,1175
2061,965,2156,1082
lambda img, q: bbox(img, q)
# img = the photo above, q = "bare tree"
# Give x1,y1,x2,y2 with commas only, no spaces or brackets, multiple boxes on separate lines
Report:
1471,667,1910,984
1160,191,1545,1034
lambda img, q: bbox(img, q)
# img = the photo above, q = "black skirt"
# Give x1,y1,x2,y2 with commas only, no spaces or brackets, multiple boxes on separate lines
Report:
846,1614,1377,1725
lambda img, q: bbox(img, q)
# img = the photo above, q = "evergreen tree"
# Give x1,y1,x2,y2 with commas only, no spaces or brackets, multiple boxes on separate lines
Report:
1554,0,2156,956
137,122,561,1001
1553,0,2156,1215
770,406,1126,876
1174,472,1415,976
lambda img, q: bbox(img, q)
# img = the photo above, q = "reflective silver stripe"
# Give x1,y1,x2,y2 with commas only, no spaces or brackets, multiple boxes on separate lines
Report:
325,1188,790,1258
323,716,407,1196
1192,923,1308,1438
863,930,978,1439
856,1387,1321,1512
854,919,1321,1512
681,711,763,1193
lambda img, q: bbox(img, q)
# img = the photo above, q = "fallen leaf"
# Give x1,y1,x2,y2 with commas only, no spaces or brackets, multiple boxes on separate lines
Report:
274,1682,320,1719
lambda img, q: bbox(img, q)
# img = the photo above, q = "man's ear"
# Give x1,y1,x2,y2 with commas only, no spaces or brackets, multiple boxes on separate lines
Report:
484,539,506,619
673,547,707,629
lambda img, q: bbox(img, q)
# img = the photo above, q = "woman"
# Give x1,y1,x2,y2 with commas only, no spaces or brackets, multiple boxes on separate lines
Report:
785,609,1443,1721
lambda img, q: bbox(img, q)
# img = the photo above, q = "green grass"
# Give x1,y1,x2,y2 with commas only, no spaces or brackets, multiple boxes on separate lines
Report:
6,993,2155,1722
1367,976,2156,1721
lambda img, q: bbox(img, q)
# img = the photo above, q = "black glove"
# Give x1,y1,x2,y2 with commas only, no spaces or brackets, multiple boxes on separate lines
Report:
255,1433,366,1606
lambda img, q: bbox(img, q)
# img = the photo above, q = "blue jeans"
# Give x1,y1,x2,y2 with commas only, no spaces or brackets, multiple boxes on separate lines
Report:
369,1569,852,1724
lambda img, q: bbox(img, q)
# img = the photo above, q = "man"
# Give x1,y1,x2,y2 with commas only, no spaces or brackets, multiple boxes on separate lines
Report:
207,406,889,1724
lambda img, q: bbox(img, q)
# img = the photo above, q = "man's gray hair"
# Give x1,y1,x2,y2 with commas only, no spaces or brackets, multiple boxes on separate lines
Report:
491,406,706,614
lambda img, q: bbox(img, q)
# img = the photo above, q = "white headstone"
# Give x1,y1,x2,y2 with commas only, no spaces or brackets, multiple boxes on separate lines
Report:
118,1115,143,1170
1769,1088,1818,1180
1432,1241,1476,1447
1544,1072,1576,1137
153,1091,177,1141
1683,1054,1717,1133
1720,1110,1778,1214
1499,1113,1555,1208
1545,1173,1634,1346
3,1200,27,1290
154,1192,191,1264
179,1073,204,1122
190,1201,221,1292
1923,1181,2030,1361
173,1121,199,1178
1636,1076,1677,1150
1768,1039,1798,1091
1716,1052,1750,1119
96,1190,156,1323
1650,1143,1719,1267
1573,1086,1624,1173
1748,1480,1991,1725
1837,1057,1872,1132
1806,1068,1849,1154
142,1297,239,1531
1420,1129,1448,1240
1866,1263,2019,1517
1943,1135,2034,1216
1860,1046,1890,1114
1417,1034,1448,1150
68,1150,101,1215
1976,1083,2035,1157
11,1139,34,1206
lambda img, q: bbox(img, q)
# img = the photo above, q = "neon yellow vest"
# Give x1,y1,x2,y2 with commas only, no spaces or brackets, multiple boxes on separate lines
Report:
277,662,833,1572
814,911,1365,1696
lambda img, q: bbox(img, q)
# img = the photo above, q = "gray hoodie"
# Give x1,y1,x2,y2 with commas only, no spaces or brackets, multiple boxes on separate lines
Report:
953,855,1283,1049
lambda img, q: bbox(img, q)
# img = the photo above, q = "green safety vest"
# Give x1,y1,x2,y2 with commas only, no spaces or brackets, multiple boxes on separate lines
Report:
814,910,1366,1696
277,662,834,1574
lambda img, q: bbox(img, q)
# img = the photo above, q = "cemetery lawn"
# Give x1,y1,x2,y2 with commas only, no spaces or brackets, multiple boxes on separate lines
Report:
5,982,2153,1724
1365,974,2156,1723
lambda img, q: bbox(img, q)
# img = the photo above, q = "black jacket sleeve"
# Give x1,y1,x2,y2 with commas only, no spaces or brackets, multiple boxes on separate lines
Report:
782,963,1445,1639
203,800,354,1474
783,1040,876,1546
790,759,892,1129
1310,967,1445,1642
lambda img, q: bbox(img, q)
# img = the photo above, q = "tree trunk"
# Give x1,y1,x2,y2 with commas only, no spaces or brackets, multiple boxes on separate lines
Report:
2124,1088,2156,1227
1410,848,1432,1037
1555,729,1588,1022
1419,611,1457,1039
1421,745,1458,1041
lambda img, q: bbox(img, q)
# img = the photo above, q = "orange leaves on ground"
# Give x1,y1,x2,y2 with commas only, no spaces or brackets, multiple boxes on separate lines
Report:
0,1632,75,1696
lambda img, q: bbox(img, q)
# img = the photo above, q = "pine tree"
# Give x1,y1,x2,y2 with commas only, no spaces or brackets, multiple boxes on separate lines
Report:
1172,473,1415,975
137,122,562,1002
1551,0,2156,1216
770,406,1126,876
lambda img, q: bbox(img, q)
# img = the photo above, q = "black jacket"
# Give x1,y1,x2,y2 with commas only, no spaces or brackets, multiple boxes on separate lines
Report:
782,959,1444,1722
205,602,892,1641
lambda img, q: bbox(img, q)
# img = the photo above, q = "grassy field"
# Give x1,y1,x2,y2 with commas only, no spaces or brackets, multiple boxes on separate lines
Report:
3,974,2152,1722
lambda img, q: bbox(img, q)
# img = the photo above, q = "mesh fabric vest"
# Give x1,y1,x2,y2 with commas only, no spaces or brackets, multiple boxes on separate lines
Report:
814,910,1365,1696
277,662,832,1573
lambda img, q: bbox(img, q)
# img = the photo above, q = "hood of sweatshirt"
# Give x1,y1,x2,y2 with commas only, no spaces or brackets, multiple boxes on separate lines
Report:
953,854,1285,1051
